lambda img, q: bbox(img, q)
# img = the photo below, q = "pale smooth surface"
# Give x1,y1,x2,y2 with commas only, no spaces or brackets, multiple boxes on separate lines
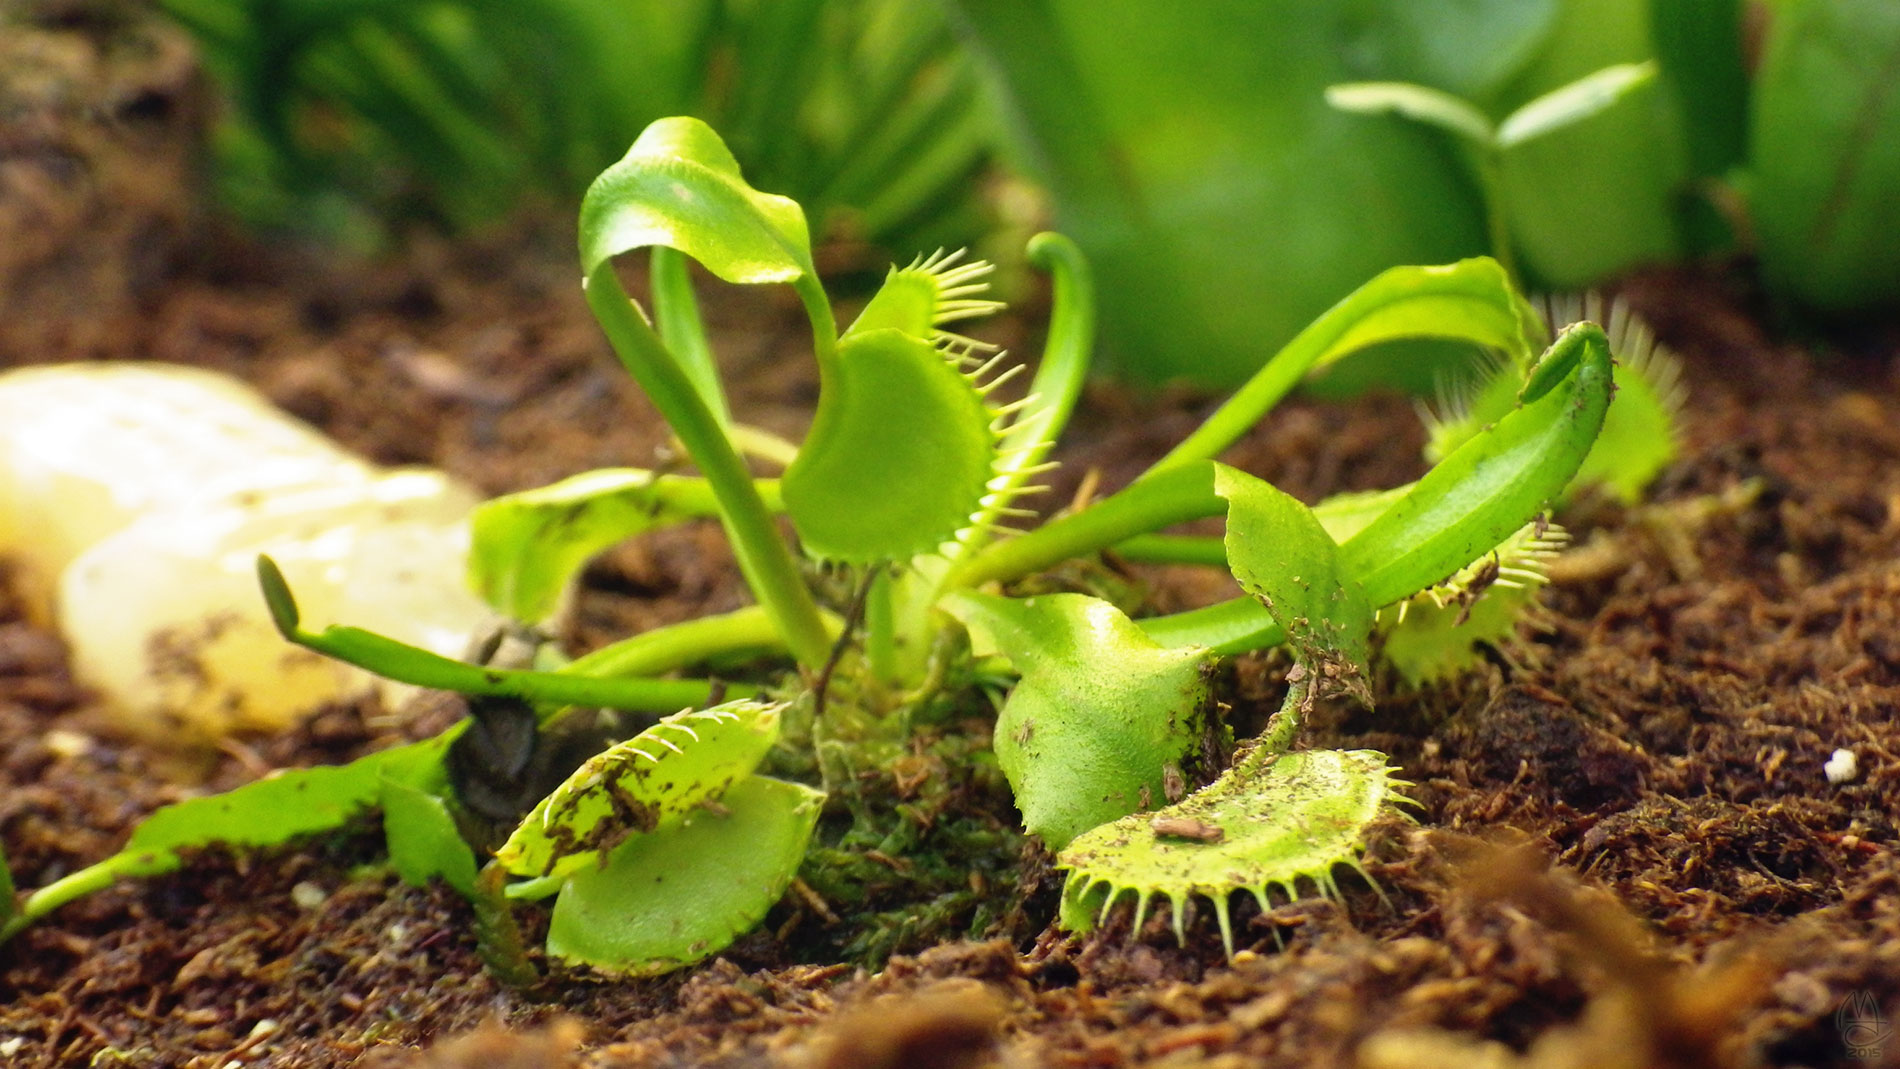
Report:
0,362,492,742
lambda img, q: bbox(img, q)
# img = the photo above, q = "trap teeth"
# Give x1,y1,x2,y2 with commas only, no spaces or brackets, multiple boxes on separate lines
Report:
1056,748,1407,958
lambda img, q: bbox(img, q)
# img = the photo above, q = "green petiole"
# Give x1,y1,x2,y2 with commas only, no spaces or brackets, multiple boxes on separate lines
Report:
584,266,831,670
259,556,755,709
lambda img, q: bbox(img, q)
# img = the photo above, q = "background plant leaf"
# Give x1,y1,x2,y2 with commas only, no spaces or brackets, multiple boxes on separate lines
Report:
1495,60,1657,148
1325,82,1495,145
1750,0,1900,313
949,0,1488,387
1351,0,1560,99
1488,0,1682,289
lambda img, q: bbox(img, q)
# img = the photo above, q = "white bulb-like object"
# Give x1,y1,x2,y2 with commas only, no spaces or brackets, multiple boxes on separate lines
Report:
0,362,494,742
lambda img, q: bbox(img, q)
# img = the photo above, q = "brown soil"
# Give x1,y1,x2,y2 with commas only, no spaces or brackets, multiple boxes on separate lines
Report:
3,10,1898,1069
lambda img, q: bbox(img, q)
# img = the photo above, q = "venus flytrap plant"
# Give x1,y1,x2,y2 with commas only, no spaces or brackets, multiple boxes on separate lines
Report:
1,117,1623,973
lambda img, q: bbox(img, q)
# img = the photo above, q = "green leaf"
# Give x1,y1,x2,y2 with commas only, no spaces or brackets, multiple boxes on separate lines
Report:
651,245,731,430
1152,258,1536,474
578,116,814,283
545,774,824,976
124,752,396,866
1750,0,1900,312
495,700,782,880
2,738,453,944
469,468,752,622
1342,322,1613,608
942,591,1215,851
1427,297,1682,504
380,775,477,896
951,232,1096,566
1213,465,1372,710
1495,61,1658,149
1651,0,1750,180
1325,82,1495,146
1060,749,1406,953
782,328,998,562
1139,324,1611,655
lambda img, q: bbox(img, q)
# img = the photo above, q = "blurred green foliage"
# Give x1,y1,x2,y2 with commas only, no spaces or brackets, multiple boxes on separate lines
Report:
156,0,1900,369
954,0,1900,385
950,0,1692,385
161,0,995,251
948,1,1489,386
1748,0,1900,314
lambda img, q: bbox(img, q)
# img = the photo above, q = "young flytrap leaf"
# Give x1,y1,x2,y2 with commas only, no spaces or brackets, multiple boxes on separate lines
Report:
1426,295,1683,504
1212,465,1373,709
783,328,998,562
546,774,824,976
495,700,783,880
940,592,1216,851
843,248,1005,345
